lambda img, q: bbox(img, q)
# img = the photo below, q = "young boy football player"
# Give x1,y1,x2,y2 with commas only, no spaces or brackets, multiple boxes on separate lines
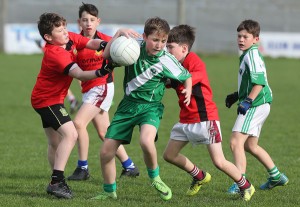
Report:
225,19,289,194
163,24,255,201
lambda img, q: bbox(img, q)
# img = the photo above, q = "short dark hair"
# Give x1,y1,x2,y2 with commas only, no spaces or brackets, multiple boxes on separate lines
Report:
144,17,170,37
237,19,260,37
167,24,195,51
38,13,66,41
79,2,98,18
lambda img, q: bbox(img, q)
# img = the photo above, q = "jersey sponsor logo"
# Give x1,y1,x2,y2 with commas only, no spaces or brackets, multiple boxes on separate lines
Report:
79,57,103,64
59,107,68,116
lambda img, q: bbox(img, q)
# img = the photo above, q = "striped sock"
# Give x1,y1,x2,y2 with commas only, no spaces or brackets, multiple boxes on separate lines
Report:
188,165,204,180
236,176,250,190
268,166,281,180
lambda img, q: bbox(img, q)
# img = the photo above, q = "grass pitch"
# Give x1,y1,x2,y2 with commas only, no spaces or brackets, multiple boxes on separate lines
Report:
0,53,299,207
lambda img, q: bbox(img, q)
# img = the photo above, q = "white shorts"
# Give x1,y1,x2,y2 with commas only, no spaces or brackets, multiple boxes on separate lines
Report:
170,120,222,145
232,103,270,137
82,82,114,112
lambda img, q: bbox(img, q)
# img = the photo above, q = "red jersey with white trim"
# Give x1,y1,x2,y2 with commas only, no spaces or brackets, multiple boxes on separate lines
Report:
75,31,112,93
31,32,89,108
175,52,219,123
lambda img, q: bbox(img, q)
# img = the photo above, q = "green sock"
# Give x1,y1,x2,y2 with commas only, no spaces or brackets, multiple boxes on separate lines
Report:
147,166,160,180
103,182,117,193
268,166,281,180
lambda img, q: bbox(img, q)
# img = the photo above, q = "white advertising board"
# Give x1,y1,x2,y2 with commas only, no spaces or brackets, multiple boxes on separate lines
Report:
260,32,300,58
6,24,300,58
4,23,144,54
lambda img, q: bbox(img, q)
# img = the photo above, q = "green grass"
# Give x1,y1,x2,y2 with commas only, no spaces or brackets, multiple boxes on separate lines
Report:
0,53,299,207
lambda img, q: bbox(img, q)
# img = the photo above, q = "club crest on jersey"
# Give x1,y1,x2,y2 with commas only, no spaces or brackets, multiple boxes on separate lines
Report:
72,48,77,55
239,68,243,75
59,107,68,116
95,50,103,56
150,68,157,75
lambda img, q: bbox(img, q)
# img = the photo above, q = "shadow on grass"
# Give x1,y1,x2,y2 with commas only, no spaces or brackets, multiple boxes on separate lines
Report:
0,171,46,180
0,186,48,199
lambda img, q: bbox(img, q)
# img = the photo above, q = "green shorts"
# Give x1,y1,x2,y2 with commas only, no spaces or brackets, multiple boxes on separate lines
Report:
106,98,164,144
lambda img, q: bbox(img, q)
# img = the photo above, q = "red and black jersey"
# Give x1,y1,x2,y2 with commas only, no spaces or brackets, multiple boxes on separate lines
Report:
175,52,219,123
31,32,89,108
75,31,112,93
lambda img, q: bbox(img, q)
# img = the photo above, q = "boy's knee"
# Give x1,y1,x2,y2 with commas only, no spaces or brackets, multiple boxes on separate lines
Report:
163,149,177,164
211,156,226,170
97,131,106,141
163,152,171,162
244,144,251,152
100,148,110,160
140,139,155,152
229,134,242,151
244,143,257,153
69,132,78,144
244,138,258,153
229,139,236,151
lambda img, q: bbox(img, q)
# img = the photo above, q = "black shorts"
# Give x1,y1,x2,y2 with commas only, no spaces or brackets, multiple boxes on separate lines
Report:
34,104,72,130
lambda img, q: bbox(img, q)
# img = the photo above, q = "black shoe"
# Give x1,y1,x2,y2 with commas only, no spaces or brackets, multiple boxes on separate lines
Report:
67,167,90,181
46,181,73,199
120,167,140,178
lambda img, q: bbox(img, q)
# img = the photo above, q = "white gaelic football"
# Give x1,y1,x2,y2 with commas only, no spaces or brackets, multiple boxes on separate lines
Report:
110,36,140,66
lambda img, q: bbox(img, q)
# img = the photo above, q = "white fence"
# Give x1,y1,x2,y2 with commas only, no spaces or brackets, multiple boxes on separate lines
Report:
2,0,300,55
5,23,300,58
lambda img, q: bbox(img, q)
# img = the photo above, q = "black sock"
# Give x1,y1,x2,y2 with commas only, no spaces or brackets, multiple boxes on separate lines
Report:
51,170,64,184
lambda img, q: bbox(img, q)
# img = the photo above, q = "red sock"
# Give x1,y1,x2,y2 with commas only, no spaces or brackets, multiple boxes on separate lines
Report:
188,165,204,180
236,176,250,190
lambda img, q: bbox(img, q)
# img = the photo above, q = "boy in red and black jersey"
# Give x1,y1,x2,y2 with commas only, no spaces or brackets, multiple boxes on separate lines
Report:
31,12,139,199
67,3,139,181
163,24,255,201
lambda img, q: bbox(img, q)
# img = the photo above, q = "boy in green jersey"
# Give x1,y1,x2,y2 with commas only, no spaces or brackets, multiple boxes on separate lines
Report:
92,17,192,201
225,19,289,194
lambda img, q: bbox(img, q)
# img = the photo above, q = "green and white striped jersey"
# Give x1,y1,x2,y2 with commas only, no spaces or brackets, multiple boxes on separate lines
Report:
238,44,272,107
123,42,191,103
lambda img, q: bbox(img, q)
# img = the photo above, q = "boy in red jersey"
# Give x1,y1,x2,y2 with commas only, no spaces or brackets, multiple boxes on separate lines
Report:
163,25,255,201
31,12,139,199
67,3,139,181
34,39,80,114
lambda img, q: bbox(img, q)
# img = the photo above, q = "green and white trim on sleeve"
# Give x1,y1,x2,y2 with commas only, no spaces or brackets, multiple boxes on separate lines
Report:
123,42,191,103
238,44,272,107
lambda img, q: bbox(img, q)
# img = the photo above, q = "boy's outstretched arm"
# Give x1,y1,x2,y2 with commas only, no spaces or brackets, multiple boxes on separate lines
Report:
181,77,192,106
